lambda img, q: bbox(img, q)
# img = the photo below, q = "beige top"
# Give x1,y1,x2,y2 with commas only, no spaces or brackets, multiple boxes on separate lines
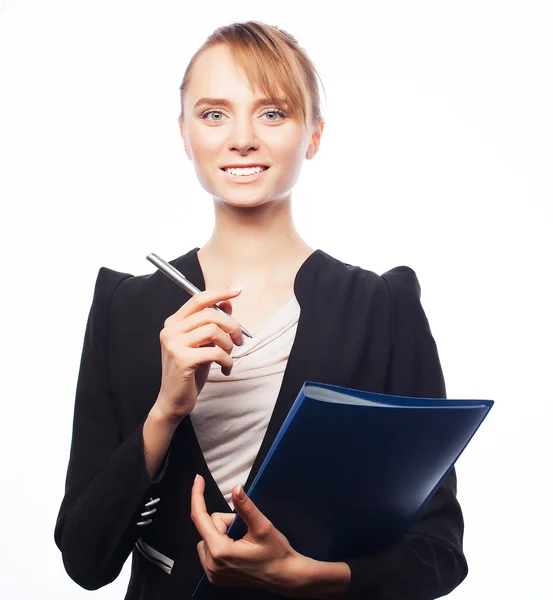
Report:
189,295,301,509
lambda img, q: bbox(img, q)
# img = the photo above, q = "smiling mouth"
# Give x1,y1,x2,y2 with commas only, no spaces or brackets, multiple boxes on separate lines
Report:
220,166,271,173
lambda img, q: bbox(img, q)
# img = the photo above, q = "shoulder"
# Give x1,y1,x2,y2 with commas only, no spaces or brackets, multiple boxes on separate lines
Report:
379,266,439,365
90,264,165,325
379,266,424,317
316,251,421,307
378,266,433,333
315,254,433,347
315,249,388,298
94,266,134,292
92,249,193,310
89,266,134,311
381,265,421,298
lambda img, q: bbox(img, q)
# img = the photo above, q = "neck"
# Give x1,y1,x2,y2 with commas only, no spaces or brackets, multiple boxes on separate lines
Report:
197,197,314,289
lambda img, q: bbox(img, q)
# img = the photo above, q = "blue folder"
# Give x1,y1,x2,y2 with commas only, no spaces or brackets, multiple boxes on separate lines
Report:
192,381,494,599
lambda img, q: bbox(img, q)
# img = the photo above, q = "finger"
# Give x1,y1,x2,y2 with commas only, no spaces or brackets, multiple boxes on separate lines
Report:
166,303,244,348
212,512,235,535
179,322,237,353
217,299,233,312
169,287,242,324
197,539,208,570
212,514,227,535
182,345,235,374
232,485,274,540
191,475,230,550
186,307,244,347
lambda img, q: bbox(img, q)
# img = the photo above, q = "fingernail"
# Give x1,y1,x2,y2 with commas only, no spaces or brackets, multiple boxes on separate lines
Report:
237,485,246,500
227,286,242,292
194,474,199,483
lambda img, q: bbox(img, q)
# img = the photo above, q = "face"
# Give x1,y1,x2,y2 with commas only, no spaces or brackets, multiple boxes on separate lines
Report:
179,44,324,208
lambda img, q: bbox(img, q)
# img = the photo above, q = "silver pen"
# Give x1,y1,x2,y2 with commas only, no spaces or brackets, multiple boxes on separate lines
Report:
146,252,253,339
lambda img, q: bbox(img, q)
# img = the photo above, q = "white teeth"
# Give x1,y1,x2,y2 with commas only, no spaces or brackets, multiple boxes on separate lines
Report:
224,166,266,176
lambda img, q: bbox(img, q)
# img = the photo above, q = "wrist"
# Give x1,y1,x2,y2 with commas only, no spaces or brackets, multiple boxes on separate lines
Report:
286,555,351,600
149,400,185,429
143,404,181,481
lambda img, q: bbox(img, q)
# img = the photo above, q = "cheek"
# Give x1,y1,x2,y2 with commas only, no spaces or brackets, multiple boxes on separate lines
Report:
270,132,305,160
188,124,224,155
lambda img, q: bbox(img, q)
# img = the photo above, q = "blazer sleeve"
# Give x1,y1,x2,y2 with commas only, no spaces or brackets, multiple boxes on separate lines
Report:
342,266,468,600
54,267,170,590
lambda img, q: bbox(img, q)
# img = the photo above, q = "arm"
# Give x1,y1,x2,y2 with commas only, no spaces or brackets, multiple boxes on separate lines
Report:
340,266,468,600
143,404,179,479
54,267,174,590
290,557,352,599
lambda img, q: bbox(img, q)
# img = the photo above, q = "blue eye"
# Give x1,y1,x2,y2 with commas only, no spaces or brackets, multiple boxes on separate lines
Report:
199,109,225,122
199,108,287,122
261,109,287,121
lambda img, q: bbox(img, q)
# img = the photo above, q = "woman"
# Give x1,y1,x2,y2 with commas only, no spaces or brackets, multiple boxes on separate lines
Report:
54,20,468,600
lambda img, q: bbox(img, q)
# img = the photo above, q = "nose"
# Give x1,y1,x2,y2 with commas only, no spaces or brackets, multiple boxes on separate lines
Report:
228,116,261,154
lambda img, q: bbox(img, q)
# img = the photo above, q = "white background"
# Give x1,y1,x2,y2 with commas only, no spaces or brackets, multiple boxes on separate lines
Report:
1,1,552,598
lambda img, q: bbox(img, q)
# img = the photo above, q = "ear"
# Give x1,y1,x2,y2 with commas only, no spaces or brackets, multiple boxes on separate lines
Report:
306,119,325,160
179,120,193,161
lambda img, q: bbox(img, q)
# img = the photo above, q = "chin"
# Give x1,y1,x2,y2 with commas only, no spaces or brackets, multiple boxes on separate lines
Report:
212,187,274,206
217,195,271,207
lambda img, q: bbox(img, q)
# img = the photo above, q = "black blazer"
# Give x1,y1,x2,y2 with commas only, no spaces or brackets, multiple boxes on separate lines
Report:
54,247,468,600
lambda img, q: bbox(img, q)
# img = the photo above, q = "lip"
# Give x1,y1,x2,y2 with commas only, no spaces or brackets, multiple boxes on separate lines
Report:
220,166,270,184
221,164,270,169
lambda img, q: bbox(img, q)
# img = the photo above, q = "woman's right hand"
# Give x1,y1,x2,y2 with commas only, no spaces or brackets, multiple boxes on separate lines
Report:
154,286,245,424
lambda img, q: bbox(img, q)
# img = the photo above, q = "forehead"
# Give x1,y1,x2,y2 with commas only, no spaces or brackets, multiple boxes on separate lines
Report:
186,45,280,102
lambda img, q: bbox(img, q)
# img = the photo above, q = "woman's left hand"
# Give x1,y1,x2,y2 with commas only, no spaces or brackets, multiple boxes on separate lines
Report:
191,474,310,596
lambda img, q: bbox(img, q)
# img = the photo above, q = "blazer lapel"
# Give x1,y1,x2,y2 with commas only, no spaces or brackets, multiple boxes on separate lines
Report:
168,247,328,511
243,249,327,492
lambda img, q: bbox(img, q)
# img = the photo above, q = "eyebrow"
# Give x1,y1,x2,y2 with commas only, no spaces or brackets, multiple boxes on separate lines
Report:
193,96,289,109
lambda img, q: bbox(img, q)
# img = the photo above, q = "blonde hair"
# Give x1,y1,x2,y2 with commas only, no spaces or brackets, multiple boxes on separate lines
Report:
178,21,326,133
